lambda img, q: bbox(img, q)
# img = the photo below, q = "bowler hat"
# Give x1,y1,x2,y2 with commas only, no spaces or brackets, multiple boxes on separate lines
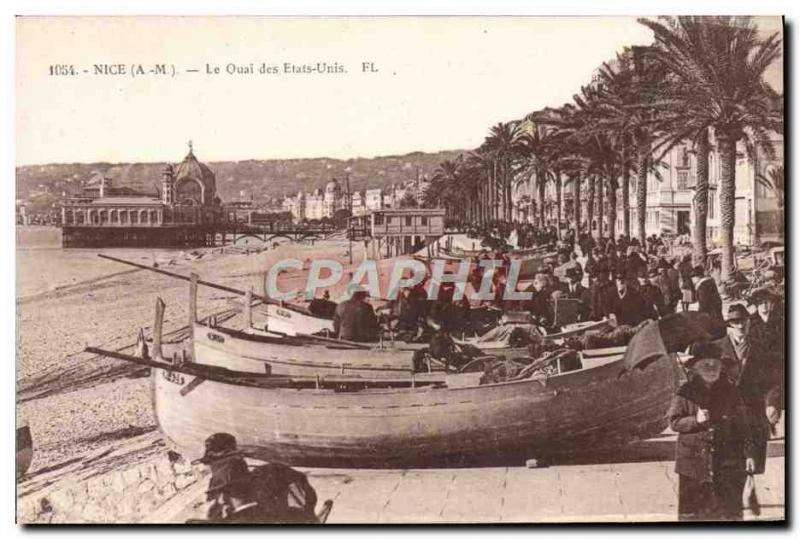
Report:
347,284,370,298
565,266,580,279
684,341,721,367
691,265,706,278
193,432,240,465
725,303,750,323
749,286,779,305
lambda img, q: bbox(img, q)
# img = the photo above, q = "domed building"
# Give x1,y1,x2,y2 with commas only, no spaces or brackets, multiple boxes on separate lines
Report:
282,178,349,221
62,142,228,247
171,143,217,206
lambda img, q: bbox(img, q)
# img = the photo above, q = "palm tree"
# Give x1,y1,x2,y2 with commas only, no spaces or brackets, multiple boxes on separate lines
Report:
756,164,785,241
516,117,559,229
484,122,524,222
586,174,596,237
590,48,667,247
428,157,463,218
640,16,782,280
756,165,784,210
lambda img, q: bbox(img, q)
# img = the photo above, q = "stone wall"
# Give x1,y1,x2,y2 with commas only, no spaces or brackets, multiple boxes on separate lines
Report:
18,453,207,524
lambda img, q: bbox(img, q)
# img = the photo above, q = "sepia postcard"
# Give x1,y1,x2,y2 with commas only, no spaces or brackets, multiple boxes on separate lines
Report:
15,15,785,524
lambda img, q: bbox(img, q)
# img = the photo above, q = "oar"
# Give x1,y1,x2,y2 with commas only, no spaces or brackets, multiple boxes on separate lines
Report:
294,333,372,350
98,253,254,297
84,346,288,387
97,253,312,316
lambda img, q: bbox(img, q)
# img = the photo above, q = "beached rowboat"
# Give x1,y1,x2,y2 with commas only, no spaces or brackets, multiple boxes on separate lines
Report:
151,339,678,467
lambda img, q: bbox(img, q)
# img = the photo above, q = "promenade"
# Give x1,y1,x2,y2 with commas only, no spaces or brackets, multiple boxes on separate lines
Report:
154,436,784,524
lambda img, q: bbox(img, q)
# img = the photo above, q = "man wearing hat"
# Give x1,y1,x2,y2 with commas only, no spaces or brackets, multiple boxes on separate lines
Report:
692,265,723,322
748,287,784,429
559,266,588,320
668,342,755,521
333,285,379,342
584,263,614,322
656,263,680,316
718,303,774,477
193,433,331,524
606,273,656,327
193,433,260,522
525,272,555,327
636,266,664,319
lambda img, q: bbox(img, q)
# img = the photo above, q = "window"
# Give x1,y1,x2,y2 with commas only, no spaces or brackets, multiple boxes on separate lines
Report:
421,216,428,226
655,211,660,226
680,146,690,167
677,171,689,190
405,216,412,226
374,213,384,225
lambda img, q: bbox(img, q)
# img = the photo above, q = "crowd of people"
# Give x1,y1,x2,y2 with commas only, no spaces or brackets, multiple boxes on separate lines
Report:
315,222,785,521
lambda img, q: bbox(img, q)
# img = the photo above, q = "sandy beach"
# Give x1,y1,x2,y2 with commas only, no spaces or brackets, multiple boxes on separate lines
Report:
16,226,364,471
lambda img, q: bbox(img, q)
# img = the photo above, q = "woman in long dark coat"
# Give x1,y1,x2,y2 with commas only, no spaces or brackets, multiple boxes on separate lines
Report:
667,341,755,521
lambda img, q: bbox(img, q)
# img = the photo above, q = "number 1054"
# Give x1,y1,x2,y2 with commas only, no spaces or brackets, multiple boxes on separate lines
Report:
49,65,76,76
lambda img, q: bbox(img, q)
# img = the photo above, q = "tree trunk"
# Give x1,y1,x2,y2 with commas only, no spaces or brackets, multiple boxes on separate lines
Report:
572,175,581,234
489,160,497,221
718,131,739,282
506,160,513,222
538,170,546,229
596,177,604,238
587,176,596,238
608,177,618,241
622,151,631,238
692,128,710,267
555,172,563,239
636,144,649,246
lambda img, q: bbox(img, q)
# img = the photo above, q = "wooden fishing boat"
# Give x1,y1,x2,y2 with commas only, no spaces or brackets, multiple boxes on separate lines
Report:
149,338,678,467
261,302,334,336
193,321,446,379
194,313,614,379
89,297,694,468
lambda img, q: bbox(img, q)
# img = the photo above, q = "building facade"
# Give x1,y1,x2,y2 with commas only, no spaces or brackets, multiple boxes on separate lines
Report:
512,134,784,247
61,144,227,247
282,178,430,222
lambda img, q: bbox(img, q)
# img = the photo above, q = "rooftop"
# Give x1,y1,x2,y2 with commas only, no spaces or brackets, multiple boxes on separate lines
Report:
65,196,163,206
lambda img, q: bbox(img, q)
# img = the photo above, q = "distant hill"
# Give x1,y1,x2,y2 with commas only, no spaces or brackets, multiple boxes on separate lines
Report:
16,150,465,213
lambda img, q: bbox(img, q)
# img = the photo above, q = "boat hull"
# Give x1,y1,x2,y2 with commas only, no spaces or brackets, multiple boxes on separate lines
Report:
153,350,679,468
263,304,333,336
193,323,423,378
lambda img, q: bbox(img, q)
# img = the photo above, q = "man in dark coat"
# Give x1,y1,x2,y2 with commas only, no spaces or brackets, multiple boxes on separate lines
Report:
560,266,588,321
308,290,337,318
526,273,554,327
607,274,656,327
668,342,755,521
583,264,614,321
191,433,330,524
718,303,773,476
333,287,379,342
692,265,723,322
748,287,785,425
624,246,648,281
656,261,681,315
637,267,664,319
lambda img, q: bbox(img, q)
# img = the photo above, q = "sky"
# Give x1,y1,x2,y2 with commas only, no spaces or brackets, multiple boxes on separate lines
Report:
15,16,783,166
